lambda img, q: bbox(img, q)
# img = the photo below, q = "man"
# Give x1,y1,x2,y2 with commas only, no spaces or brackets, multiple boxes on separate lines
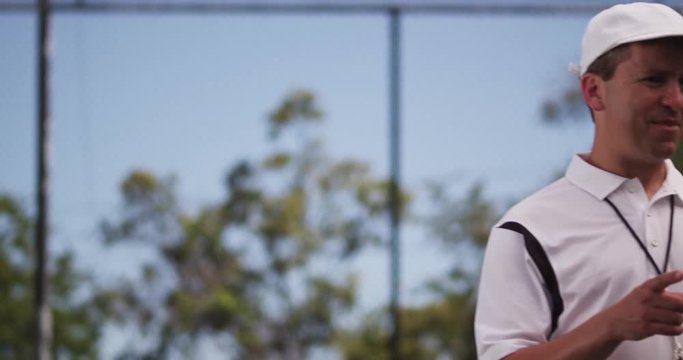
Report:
475,2,683,359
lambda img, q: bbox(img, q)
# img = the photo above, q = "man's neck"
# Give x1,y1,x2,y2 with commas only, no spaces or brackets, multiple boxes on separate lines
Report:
584,152,668,199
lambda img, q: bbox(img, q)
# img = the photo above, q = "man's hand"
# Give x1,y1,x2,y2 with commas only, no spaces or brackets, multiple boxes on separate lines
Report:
505,271,683,360
602,270,683,341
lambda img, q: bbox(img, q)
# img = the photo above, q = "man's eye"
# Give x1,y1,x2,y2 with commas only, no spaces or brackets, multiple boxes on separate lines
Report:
643,76,665,85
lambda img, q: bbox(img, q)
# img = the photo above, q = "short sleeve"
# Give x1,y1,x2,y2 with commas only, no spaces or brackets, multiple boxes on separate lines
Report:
474,226,554,360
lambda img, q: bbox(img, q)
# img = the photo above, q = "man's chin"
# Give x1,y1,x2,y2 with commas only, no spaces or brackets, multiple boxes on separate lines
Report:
653,145,678,160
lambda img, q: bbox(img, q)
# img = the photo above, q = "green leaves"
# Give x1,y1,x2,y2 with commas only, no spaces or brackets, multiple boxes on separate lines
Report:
101,170,180,245
0,194,104,358
268,90,323,140
62,89,499,359
540,77,587,125
262,152,292,169
94,90,398,358
336,182,499,360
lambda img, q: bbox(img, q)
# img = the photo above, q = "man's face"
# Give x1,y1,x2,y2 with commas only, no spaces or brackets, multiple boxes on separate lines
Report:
600,40,683,164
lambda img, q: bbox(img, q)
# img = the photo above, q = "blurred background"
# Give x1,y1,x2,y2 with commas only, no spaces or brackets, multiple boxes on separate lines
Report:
0,0,648,358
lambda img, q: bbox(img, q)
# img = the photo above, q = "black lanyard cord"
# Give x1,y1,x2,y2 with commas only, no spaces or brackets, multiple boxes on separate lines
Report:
604,195,674,275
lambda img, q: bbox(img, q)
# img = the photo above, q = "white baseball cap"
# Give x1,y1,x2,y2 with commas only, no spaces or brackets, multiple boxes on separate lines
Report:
579,2,683,76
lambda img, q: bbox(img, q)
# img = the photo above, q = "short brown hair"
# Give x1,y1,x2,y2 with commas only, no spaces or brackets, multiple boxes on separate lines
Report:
583,44,631,122
585,43,631,80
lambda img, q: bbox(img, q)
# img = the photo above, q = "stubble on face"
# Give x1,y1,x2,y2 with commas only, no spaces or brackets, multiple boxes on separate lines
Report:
599,40,683,169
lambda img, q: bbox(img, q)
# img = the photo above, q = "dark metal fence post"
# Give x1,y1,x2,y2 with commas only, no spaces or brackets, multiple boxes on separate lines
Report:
388,7,402,360
36,0,52,359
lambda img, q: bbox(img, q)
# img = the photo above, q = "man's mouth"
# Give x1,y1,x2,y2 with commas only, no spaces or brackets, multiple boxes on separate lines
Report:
651,119,681,127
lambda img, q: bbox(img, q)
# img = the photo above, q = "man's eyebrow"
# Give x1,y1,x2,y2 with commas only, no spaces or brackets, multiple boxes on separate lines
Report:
637,68,672,76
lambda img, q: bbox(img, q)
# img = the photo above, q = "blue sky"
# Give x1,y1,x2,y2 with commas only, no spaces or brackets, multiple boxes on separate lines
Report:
0,7,597,356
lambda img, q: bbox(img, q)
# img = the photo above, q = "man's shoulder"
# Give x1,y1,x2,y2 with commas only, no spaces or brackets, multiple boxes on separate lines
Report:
496,176,584,228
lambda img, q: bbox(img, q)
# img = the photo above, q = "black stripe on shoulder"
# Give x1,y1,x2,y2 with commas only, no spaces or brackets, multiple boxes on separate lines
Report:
498,221,564,338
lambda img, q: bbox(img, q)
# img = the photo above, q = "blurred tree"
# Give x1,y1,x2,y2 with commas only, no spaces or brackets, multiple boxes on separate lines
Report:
0,194,104,358
540,78,587,126
336,183,499,360
99,90,408,359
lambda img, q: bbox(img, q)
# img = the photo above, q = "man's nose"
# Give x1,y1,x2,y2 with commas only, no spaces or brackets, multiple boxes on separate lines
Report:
662,81,683,110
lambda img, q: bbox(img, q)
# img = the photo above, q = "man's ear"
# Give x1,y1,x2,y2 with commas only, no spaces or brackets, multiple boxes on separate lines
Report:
580,73,605,112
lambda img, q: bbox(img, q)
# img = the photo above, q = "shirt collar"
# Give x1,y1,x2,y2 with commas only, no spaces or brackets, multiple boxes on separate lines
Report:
565,154,683,202
662,159,683,202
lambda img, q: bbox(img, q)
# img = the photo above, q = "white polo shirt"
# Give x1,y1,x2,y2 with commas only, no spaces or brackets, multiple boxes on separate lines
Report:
475,154,683,360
